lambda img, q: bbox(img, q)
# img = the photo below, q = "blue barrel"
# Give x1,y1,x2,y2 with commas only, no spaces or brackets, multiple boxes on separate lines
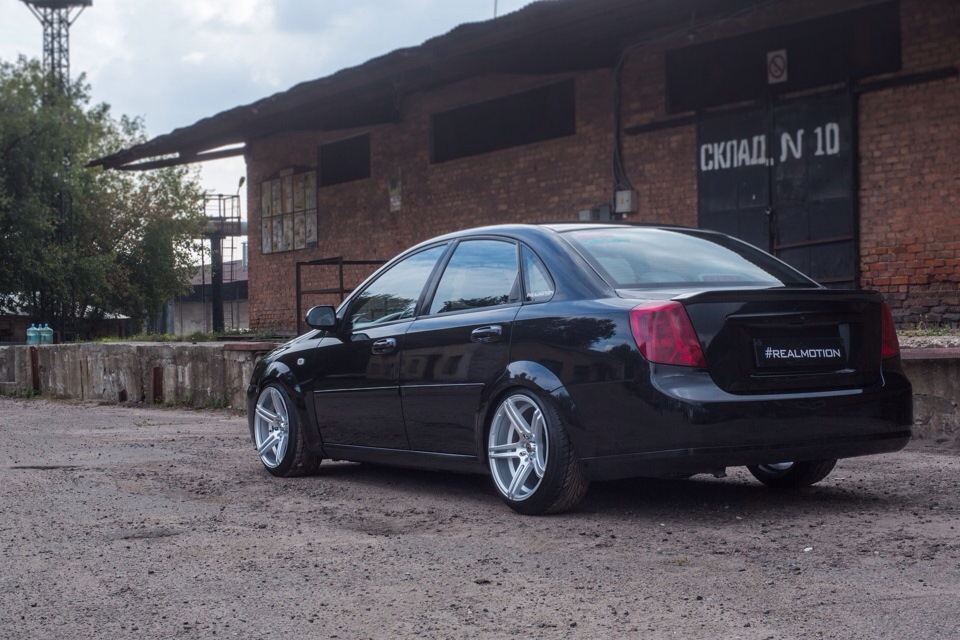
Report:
26,324,40,345
40,324,54,344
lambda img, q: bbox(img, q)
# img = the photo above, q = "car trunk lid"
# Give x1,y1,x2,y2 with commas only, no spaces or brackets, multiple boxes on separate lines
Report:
672,288,883,394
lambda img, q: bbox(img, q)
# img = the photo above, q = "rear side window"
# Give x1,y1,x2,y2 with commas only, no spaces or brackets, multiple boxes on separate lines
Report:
429,240,520,314
564,228,816,289
522,246,555,302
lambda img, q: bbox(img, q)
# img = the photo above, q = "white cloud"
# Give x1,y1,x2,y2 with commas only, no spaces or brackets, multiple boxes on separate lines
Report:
0,0,537,197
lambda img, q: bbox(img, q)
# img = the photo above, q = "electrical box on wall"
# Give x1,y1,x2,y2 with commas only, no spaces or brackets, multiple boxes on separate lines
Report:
578,204,617,222
615,190,638,214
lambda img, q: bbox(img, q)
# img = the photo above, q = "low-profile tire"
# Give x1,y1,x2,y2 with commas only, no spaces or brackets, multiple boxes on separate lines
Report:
253,383,322,477
747,459,837,489
487,390,589,515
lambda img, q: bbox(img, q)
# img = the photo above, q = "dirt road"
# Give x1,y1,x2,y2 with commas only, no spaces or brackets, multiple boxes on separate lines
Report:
1,396,958,639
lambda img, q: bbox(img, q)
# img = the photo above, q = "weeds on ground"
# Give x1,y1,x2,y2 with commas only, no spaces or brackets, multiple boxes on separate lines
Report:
7,387,39,399
157,394,233,411
201,395,233,410
898,315,960,338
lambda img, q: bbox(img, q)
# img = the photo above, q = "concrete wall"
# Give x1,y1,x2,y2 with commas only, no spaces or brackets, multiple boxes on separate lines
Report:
0,342,274,410
1,343,958,447
0,345,30,385
902,349,960,446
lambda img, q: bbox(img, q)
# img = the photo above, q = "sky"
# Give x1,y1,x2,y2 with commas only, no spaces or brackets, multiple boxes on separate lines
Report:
0,0,538,209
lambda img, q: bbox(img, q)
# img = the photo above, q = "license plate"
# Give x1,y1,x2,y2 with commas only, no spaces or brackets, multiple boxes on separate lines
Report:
754,338,846,368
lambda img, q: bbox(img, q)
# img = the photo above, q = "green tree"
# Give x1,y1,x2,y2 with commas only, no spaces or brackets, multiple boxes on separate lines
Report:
0,56,204,338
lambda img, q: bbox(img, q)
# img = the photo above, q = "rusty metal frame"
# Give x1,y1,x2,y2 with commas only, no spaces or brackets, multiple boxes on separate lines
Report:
295,257,385,335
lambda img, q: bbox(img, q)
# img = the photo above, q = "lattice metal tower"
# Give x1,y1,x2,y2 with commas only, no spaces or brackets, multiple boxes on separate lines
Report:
21,0,92,94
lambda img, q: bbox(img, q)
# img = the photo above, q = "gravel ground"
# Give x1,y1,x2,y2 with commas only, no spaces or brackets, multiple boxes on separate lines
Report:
1,396,959,640
899,335,960,349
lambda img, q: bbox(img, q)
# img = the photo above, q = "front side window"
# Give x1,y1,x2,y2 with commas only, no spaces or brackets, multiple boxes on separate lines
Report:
349,245,447,330
429,240,520,315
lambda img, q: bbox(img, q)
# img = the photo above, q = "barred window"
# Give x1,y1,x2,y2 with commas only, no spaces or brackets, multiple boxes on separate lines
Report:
260,169,317,254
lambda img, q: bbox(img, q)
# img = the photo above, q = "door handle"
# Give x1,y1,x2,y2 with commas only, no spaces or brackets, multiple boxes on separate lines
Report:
371,338,397,355
471,325,503,344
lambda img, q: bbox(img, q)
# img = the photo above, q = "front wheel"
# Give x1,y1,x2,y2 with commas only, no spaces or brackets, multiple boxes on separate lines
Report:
747,459,837,488
253,383,322,477
487,391,589,515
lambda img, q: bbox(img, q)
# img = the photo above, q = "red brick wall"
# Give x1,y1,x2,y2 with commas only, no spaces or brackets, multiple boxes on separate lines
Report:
618,0,960,326
858,0,960,325
247,71,613,331
247,0,959,331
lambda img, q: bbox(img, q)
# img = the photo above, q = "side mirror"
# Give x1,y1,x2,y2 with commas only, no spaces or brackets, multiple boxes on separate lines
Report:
305,305,338,330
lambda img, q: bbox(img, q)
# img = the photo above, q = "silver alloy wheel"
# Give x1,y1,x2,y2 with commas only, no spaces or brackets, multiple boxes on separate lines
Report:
757,462,794,474
254,387,290,469
488,394,548,502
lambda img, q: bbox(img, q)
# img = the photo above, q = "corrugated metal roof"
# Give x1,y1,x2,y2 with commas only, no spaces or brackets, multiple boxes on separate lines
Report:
90,0,755,171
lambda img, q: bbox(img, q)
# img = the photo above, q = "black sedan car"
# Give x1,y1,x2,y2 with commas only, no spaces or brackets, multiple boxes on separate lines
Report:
247,224,912,514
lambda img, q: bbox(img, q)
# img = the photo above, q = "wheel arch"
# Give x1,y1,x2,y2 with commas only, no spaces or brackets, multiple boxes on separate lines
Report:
474,361,593,462
249,361,326,456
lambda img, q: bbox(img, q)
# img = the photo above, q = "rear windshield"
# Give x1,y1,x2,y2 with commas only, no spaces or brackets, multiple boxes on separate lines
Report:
563,228,817,289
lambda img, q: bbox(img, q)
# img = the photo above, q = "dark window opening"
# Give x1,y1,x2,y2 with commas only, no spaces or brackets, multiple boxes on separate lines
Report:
318,134,370,187
665,1,900,113
431,80,575,163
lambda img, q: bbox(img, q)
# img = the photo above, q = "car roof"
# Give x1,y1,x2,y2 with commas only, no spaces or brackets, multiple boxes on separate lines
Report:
394,222,736,283
541,222,700,233
413,221,705,247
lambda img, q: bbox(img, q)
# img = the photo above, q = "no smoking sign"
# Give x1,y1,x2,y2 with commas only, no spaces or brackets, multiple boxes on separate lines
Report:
767,49,788,84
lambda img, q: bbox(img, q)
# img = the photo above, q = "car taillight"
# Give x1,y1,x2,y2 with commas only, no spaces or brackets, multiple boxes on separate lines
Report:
881,301,900,360
629,301,707,368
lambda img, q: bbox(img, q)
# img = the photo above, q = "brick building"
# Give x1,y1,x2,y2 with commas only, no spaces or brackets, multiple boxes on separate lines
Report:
94,0,959,332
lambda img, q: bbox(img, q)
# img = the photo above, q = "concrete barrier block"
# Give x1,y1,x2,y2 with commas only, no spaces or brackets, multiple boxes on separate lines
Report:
0,346,31,395
37,344,82,398
902,358,960,444
139,344,179,405
80,343,143,403
224,351,251,409
0,342,265,407
0,346,13,383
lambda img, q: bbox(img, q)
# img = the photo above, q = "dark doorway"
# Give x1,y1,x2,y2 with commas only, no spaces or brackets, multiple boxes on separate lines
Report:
697,94,856,288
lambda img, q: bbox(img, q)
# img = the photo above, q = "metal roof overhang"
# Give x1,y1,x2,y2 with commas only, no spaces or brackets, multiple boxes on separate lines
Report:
89,0,759,171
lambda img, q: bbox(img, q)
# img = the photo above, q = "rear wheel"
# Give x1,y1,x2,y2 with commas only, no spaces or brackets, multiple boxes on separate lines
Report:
253,383,322,477
487,390,589,515
747,459,837,488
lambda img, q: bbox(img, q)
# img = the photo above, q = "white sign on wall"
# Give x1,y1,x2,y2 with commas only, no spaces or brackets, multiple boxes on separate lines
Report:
767,49,788,84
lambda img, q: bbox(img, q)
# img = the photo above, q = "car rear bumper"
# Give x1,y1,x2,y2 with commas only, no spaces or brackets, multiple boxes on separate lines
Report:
569,365,913,482
580,430,911,481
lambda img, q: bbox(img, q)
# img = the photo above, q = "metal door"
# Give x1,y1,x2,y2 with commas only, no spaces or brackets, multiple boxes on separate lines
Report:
697,108,772,251
698,94,856,288
771,95,856,288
